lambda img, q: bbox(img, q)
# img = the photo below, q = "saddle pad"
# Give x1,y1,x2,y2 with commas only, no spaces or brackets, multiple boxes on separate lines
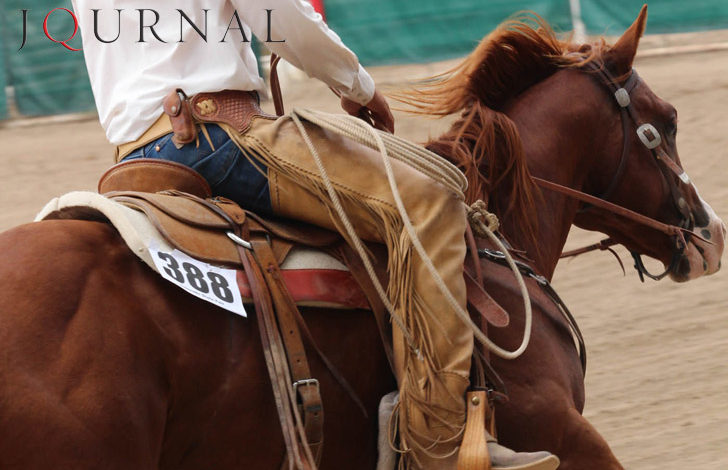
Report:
35,191,369,310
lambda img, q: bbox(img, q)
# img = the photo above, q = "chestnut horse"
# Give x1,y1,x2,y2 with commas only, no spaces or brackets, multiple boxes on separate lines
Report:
0,7,724,470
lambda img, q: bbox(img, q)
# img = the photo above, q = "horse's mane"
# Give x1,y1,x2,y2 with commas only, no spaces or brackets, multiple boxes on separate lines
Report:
394,14,610,252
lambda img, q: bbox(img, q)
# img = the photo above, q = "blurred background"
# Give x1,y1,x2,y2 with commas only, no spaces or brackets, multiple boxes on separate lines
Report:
1,2,727,469
2,0,728,121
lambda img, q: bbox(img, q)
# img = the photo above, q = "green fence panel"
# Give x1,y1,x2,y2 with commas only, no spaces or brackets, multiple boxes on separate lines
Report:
324,0,572,65
0,9,10,119
5,0,94,116
581,0,728,35
2,1,728,118
0,58,7,120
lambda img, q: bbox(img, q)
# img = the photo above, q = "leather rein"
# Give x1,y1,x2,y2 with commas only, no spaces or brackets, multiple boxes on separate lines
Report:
537,61,704,281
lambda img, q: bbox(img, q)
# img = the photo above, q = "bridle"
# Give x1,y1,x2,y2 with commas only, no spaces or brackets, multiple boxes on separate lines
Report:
535,59,703,281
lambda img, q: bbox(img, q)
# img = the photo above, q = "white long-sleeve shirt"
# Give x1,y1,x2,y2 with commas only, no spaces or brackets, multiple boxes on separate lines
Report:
71,1,375,145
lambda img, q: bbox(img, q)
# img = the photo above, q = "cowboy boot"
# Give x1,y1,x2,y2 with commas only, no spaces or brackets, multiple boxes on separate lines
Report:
487,432,560,470
417,437,559,470
458,390,559,470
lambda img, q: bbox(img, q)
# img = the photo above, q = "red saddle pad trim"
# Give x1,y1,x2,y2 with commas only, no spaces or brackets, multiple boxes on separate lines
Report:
237,268,370,309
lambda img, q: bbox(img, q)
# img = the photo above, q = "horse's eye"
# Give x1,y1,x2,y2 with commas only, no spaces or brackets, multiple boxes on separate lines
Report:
666,122,677,138
667,113,678,137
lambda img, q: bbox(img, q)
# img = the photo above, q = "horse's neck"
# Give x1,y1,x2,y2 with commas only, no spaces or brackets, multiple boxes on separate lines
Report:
497,73,610,279
502,180,581,280
489,184,578,280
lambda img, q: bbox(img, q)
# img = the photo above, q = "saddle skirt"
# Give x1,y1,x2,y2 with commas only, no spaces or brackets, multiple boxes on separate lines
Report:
35,190,369,309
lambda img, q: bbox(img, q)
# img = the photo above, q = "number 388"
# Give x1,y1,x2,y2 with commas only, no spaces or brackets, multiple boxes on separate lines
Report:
157,252,234,303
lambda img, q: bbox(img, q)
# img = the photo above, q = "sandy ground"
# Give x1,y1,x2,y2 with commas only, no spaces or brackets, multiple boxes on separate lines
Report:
1,33,727,469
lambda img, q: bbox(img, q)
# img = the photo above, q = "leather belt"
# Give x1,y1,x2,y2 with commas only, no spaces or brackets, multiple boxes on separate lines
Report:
114,89,266,163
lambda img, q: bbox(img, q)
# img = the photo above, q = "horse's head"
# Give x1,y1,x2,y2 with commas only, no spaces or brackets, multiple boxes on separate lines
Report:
571,6,726,282
397,6,725,281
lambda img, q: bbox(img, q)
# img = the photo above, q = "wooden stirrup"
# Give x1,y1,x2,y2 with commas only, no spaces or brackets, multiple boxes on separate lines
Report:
457,391,492,470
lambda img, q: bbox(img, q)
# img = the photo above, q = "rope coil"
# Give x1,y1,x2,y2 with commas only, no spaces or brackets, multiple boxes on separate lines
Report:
467,200,500,236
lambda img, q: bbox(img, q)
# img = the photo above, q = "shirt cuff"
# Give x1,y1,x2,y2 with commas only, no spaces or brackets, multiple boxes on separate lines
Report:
339,64,375,105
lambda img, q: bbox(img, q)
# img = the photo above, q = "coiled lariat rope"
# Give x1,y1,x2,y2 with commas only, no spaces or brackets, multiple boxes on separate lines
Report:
290,108,533,360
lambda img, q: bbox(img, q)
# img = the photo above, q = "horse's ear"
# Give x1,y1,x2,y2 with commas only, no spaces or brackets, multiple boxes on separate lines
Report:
608,5,647,75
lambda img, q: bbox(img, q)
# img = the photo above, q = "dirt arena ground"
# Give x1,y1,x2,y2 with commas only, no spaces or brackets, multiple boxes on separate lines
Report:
1,32,726,469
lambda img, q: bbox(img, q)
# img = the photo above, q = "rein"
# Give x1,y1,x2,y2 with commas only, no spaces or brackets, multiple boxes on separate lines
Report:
269,54,286,116
532,177,691,241
536,176,691,281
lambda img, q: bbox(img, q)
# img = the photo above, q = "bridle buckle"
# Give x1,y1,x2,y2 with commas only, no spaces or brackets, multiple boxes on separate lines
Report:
293,378,320,395
636,123,662,150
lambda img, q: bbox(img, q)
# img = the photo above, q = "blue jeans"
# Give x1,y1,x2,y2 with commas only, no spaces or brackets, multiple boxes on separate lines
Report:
122,123,273,214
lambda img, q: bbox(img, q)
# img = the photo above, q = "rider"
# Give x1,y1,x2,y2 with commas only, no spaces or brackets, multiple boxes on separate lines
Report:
71,1,558,469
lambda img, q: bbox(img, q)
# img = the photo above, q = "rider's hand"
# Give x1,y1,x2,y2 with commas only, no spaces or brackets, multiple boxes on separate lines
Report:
341,89,395,134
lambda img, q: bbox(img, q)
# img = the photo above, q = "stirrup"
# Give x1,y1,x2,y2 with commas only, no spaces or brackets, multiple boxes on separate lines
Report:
457,390,492,470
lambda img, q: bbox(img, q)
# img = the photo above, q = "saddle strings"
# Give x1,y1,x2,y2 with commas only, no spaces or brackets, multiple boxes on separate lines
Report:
289,108,534,360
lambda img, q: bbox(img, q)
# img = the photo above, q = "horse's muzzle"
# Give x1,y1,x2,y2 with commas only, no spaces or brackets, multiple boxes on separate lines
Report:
670,198,725,282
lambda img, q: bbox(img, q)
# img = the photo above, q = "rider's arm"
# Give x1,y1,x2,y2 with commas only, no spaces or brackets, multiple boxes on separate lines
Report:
236,0,374,105
235,0,394,132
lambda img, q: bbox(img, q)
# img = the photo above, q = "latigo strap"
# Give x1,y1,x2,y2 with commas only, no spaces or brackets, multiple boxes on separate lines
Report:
236,231,323,470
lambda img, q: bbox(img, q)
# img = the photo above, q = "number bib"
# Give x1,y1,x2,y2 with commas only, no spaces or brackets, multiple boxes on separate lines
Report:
149,246,247,317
